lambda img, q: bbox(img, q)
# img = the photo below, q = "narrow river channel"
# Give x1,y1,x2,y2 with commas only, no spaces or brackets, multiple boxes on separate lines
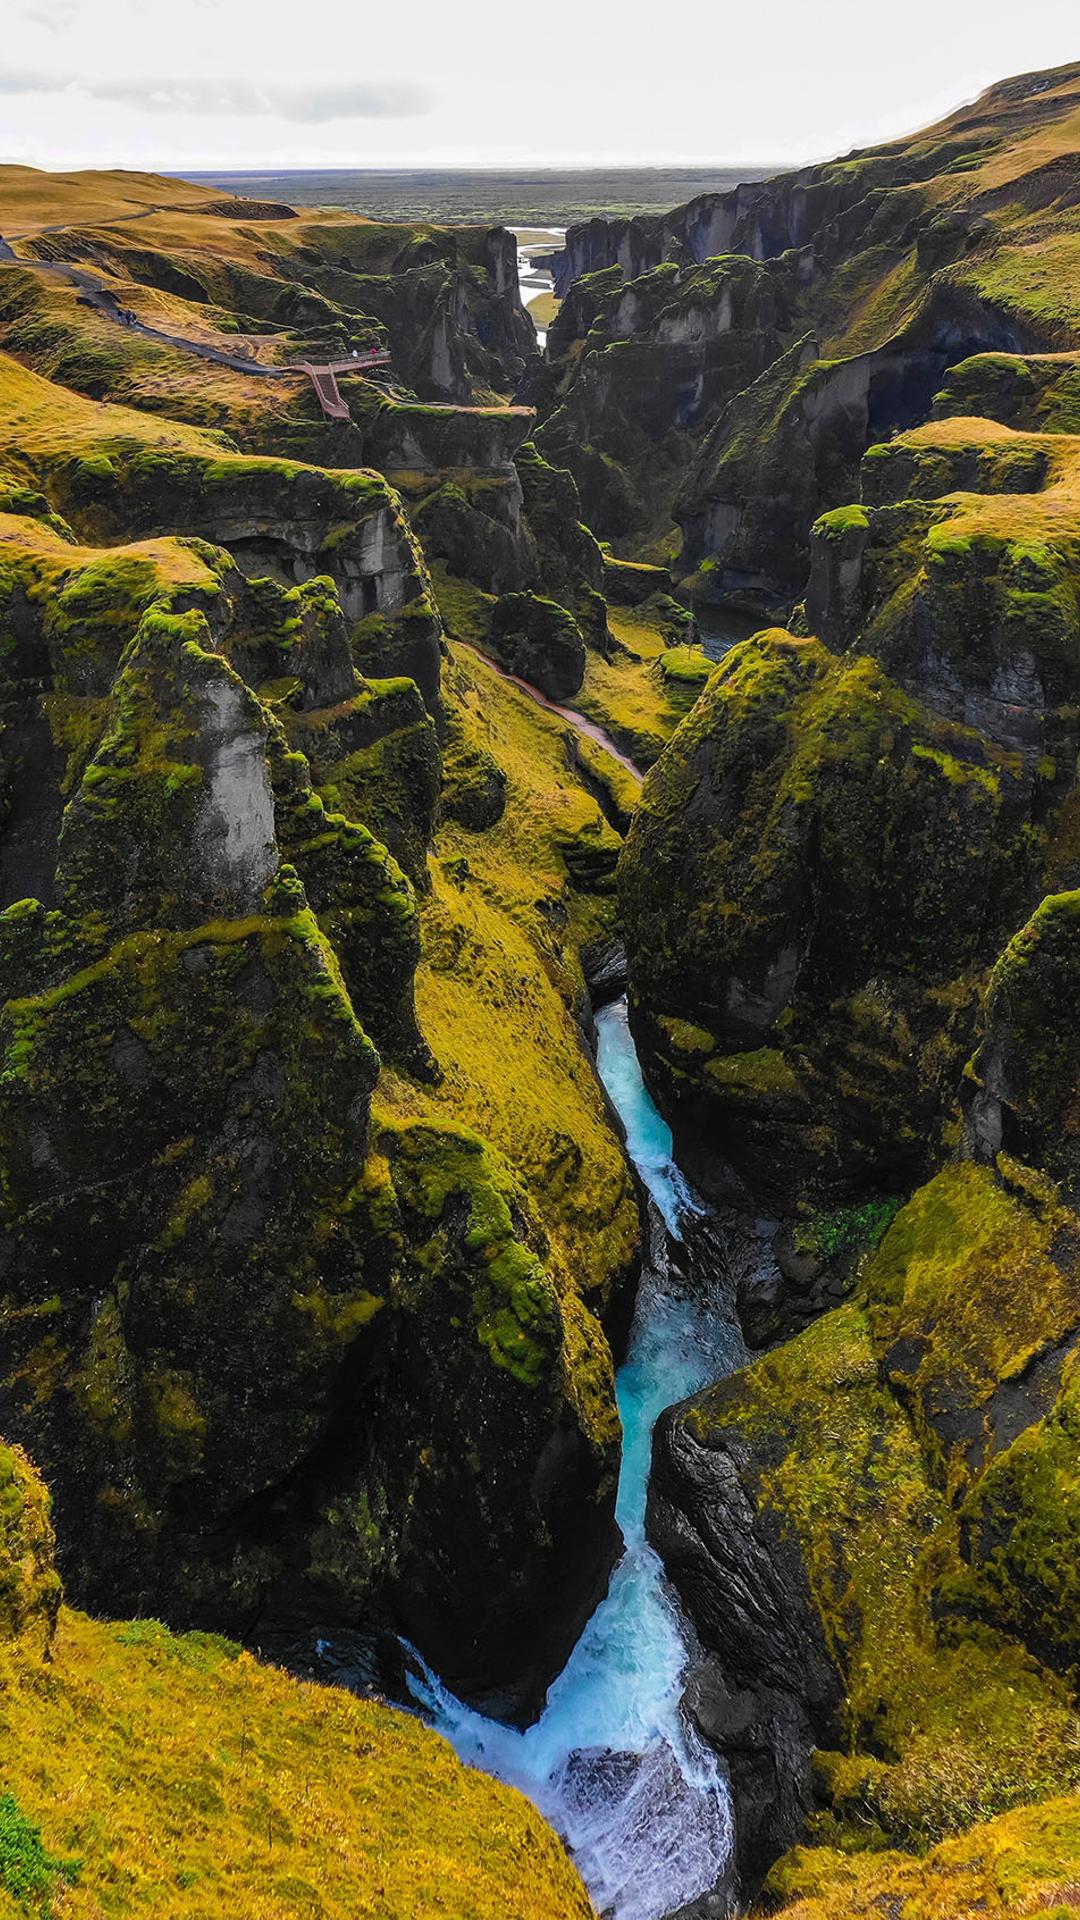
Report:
409,997,746,1919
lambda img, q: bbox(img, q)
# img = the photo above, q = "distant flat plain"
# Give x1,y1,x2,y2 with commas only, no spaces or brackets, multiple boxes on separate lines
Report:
182,167,773,227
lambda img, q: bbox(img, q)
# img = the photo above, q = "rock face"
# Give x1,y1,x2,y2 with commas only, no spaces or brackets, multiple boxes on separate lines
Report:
601,63,1080,1915
0,556,619,1712
677,289,1036,607
548,63,1080,603
0,340,631,1719
22,210,538,405
401,437,610,665
489,591,587,700
620,214,1080,1223
652,1154,1080,1900
535,253,794,542
649,1374,841,1889
619,625,1037,1212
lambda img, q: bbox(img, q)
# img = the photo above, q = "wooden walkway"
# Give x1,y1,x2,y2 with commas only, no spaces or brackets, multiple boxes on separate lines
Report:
0,231,392,423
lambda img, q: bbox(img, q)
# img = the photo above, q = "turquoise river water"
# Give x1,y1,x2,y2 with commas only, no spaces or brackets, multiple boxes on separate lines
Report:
409,996,745,1919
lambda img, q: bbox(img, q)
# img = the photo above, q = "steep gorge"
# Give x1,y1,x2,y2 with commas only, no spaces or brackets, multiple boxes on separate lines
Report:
4,62,1080,1920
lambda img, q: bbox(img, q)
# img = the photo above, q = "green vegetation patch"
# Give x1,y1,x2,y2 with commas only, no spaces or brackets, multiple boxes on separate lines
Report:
0,1796,79,1919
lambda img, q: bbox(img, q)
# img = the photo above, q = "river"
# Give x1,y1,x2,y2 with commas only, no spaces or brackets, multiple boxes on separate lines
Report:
513,226,563,348
408,996,746,1919
694,603,764,662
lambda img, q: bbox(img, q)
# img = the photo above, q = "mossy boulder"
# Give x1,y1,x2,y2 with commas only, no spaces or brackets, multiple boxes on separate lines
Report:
807,423,1080,759
489,592,587,701
287,674,441,887
411,473,528,597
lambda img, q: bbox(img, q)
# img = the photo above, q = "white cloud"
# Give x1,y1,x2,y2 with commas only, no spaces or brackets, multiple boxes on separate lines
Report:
1,0,1077,170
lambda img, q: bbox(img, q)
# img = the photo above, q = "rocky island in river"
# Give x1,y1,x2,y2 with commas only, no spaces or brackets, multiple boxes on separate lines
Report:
1,52,1080,1920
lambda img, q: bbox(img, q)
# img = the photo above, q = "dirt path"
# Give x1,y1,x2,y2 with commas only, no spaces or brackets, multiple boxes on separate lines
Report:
0,226,390,417
458,640,643,783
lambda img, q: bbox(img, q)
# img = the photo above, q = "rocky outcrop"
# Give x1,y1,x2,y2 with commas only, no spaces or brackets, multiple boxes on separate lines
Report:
489,591,587,700
358,395,536,474
549,66,1080,609
652,1153,1080,1898
556,63,1080,295
649,1372,841,1889
807,419,1080,753
411,469,530,597
619,626,1039,1212
0,493,623,1720
678,288,1040,607
403,439,609,659
536,254,794,542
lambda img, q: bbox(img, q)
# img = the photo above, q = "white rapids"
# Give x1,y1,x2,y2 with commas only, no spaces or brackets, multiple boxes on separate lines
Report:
408,995,744,1920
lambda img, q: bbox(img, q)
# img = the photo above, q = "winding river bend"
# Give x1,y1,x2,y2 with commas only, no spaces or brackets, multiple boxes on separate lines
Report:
409,998,746,1919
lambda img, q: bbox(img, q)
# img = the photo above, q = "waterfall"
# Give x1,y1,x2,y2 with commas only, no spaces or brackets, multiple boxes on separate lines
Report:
407,997,745,1919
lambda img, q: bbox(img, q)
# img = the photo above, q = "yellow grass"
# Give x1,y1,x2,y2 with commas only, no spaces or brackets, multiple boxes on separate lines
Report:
0,166,222,238
0,1610,593,1920
375,641,638,1310
574,606,712,767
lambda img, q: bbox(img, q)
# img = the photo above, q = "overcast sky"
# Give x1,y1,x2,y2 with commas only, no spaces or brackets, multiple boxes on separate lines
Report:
3,0,1077,173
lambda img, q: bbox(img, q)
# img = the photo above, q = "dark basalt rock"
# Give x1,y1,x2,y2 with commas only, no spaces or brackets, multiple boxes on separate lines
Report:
618,624,1038,1214
536,253,793,545
0,517,620,1722
677,286,1041,608
648,1385,841,1894
489,591,587,701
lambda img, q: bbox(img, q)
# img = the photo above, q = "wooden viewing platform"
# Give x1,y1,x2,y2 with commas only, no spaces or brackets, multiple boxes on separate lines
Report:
300,352,391,420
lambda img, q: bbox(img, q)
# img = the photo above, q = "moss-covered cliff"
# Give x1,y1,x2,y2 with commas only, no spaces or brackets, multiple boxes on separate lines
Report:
652,1150,1080,1898
551,62,1080,608
0,263,637,1718
588,57,1080,1917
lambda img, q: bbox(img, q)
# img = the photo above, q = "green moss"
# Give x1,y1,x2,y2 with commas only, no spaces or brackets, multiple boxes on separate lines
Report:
683,1293,1080,1851
655,644,714,687
864,1160,1080,1489
944,1351,1080,1665
806,1196,903,1260
378,1118,559,1387
0,1794,79,1918
814,504,870,539
621,628,1024,1206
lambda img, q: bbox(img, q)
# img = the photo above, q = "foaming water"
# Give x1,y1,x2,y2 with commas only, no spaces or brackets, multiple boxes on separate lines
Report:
408,997,744,1919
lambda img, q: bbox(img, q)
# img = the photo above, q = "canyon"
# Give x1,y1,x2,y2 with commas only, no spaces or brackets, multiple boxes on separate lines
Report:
1,54,1080,1920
